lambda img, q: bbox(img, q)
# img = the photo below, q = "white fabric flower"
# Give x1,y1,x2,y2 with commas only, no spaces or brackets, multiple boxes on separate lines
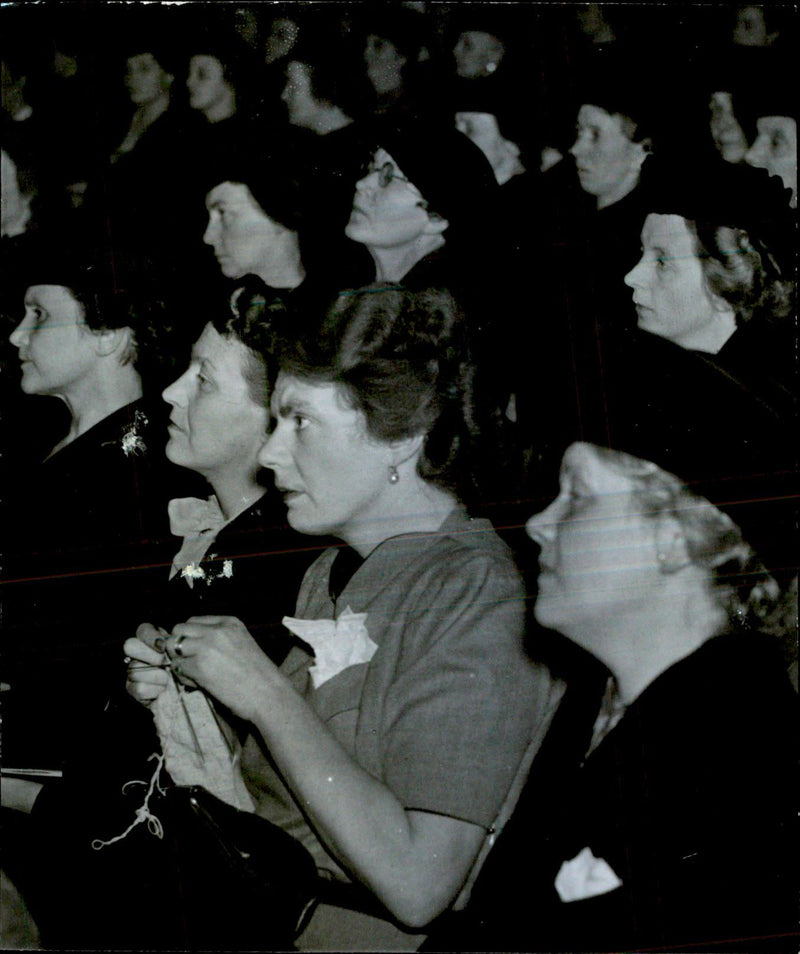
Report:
555,846,622,902
282,607,377,689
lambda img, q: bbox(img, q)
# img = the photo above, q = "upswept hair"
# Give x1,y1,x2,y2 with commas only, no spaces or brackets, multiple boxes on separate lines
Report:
691,222,794,325
599,446,784,632
209,276,289,407
278,285,480,503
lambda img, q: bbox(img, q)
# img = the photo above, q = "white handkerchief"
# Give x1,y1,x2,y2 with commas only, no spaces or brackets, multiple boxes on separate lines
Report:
555,846,623,902
282,607,377,689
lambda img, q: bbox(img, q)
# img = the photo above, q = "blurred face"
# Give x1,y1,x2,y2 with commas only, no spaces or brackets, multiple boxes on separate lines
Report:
346,148,436,250
162,323,268,481
124,53,172,106
204,181,285,280
624,214,724,348
187,54,230,113
364,35,406,95
453,30,502,79
282,60,319,129
733,5,772,47
1,149,30,237
10,285,98,396
709,91,748,163
265,17,299,65
455,111,524,184
570,104,648,208
258,373,396,541
745,116,797,200
525,443,658,640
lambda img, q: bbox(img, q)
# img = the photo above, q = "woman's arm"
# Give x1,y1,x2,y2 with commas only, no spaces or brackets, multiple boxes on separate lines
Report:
144,617,485,927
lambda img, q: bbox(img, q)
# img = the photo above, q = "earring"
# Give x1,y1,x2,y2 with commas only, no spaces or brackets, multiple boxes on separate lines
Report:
388,465,399,484
656,551,667,565
485,61,497,74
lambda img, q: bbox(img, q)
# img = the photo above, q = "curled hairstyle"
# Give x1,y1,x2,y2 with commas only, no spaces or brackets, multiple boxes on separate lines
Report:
689,221,794,325
209,276,288,407
279,285,480,502
600,447,784,632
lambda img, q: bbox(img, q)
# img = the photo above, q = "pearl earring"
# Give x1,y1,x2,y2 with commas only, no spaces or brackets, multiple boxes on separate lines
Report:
389,465,399,484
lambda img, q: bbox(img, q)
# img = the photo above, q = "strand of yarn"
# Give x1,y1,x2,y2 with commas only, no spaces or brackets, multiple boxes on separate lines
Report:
91,752,167,850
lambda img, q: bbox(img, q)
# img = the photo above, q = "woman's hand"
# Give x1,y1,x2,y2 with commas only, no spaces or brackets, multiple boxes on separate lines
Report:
161,616,280,722
124,623,170,706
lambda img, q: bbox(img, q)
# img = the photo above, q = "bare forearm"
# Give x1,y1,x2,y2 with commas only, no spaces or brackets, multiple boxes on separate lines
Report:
248,674,479,926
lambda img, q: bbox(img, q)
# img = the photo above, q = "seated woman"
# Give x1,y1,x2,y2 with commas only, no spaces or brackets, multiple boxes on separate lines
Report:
153,277,325,655
428,441,797,952
126,286,556,950
3,243,178,771
622,157,795,420
743,61,796,208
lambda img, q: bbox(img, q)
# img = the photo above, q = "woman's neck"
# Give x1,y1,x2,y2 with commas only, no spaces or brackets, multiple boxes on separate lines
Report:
345,479,458,558
595,167,641,210
677,308,737,354
50,367,142,456
369,233,445,283
310,106,353,136
208,473,265,523
256,236,305,289
581,579,726,705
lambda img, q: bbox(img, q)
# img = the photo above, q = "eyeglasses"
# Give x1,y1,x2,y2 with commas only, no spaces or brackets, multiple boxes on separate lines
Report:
367,160,412,189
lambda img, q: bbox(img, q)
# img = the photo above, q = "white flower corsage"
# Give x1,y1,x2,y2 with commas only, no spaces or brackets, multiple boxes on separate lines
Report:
555,847,622,902
282,607,377,689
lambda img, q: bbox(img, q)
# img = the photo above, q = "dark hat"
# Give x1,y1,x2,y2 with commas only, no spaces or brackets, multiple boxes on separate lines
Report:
642,155,795,279
370,116,498,239
203,140,309,234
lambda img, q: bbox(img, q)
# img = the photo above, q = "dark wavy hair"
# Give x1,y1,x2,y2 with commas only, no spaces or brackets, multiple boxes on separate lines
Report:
277,285,480,503
208,276,289,407
690,221,794,325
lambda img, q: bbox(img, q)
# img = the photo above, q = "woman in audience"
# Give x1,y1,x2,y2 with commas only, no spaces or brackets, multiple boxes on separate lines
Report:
623,158,795,418
3,244,177,771
743,63,796,208
152,277,321,655
126,286,556,950
429,441,797,952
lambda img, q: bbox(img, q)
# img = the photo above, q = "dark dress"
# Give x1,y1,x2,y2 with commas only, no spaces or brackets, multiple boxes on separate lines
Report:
2,398,180,769
427,631,798,952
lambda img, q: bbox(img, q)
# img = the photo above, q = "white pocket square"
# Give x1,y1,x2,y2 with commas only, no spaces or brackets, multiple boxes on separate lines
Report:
555,846,622,902
282,607,377,689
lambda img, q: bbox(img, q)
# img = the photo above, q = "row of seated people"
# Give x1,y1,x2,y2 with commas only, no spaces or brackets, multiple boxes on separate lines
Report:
2,9,797,952
2,272,796,951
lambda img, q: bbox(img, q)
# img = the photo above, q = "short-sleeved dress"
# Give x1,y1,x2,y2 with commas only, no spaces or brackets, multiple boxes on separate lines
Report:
239,507,556,950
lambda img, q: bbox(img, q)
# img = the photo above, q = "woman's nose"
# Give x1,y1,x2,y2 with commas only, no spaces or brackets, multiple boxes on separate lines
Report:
624,258,645,289
203,217,219,246
9,317,29,349
162,372,187,407
256,428,282,470
525,502,560,545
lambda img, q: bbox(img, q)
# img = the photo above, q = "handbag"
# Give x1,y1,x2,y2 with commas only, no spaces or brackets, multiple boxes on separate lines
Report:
162,784,319,950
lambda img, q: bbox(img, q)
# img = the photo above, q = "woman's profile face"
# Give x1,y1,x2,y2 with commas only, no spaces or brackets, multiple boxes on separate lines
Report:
745,115,797,200
162,322,269,482
10,285,99,397
258,373,397,541
453,31,502,79
187,54,230,113
281,60,318,129
569,104,648,208
624,214,724,349
525,443,658,640
709,91,748,163
346,147,435,250
125,53,172,106
364,34,406,96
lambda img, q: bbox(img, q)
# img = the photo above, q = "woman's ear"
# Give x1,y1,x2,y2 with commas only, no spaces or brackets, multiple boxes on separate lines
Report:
654,515,691,574
92,326,132,359
390,432,426,470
